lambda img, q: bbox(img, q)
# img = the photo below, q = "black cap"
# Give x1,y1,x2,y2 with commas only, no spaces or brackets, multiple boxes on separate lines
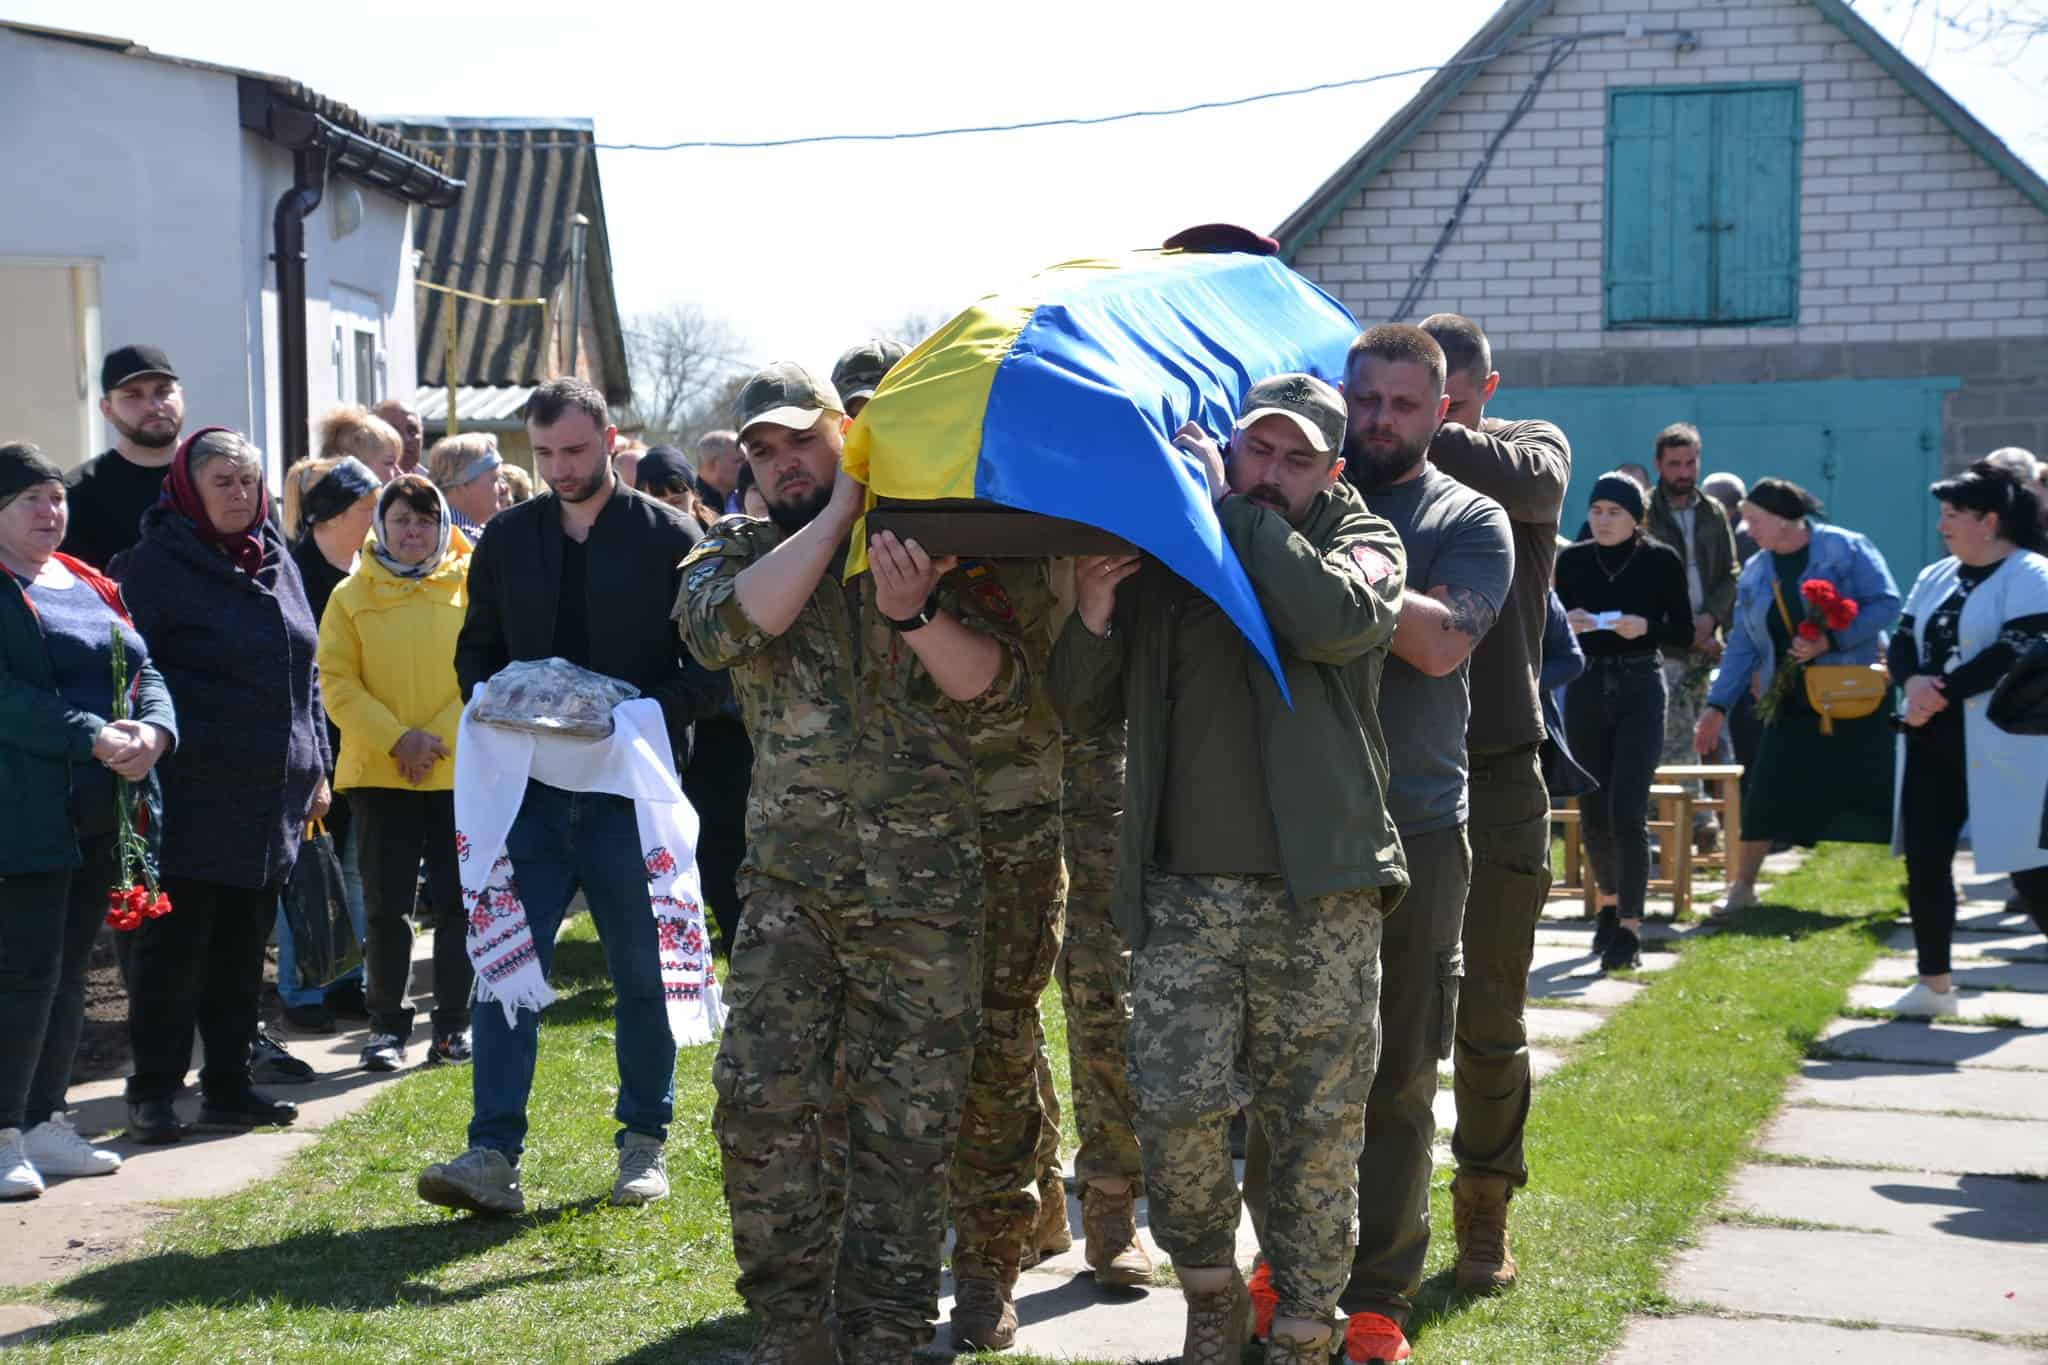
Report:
101,344,178,395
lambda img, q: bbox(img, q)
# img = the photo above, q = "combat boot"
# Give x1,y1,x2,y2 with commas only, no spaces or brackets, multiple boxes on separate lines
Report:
1033,1168,1073,1260
1082,1178,1154,1287
1451,1172,1519,1293
1177,1265,1249,1365
1266,1319,1335,1365
950,1271,1018,1351
744,1317,834,1365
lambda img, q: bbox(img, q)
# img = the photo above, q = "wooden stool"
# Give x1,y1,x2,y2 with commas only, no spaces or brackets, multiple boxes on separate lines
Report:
1646,783,1696,917
1550,802,1589,899
1655,763,1744,873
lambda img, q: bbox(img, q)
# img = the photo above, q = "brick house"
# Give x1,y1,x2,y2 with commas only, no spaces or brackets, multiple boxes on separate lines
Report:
1278,0,2048,580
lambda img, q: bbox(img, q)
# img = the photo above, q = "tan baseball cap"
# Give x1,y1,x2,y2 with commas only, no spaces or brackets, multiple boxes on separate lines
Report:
734,361,843,438
1233,372,1345,455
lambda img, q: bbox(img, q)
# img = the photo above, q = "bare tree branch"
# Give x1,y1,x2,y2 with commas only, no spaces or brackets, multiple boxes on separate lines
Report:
620,303,751,443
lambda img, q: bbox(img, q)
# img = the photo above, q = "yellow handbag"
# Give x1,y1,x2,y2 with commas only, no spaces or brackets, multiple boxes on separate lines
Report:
1773,579,1888,733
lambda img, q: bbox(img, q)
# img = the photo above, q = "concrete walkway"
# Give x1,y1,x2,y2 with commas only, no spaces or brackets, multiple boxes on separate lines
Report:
917,872,1728,1361
1609,855,2048,1365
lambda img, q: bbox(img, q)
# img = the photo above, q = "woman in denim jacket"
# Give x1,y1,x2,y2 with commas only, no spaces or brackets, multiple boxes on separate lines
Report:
1694,478,1901,910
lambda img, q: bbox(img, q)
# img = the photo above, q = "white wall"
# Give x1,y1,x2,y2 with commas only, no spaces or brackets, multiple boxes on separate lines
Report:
1291,0,2048,354
0,27,420,482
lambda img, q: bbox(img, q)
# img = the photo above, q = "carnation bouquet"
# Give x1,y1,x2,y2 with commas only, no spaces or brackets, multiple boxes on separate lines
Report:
1756,578,1861,724
103,624,171,932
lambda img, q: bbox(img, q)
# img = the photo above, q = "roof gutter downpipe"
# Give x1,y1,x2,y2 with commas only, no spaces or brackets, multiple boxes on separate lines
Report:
270,144,326,469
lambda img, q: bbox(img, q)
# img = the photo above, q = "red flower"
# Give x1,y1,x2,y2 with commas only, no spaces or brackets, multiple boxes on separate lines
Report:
1823,598,1860,632
144,891,173,919
1800,579,1840,608
1796,622,1825,642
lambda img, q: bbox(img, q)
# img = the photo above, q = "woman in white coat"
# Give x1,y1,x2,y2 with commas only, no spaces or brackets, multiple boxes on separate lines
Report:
1889,460,2048,1016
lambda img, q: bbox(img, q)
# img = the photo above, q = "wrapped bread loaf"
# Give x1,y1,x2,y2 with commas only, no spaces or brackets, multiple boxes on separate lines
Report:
471,658,640,740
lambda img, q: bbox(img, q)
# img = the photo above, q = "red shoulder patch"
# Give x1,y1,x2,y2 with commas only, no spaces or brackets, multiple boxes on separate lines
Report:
971,579,1015,622
1349,543,1397,584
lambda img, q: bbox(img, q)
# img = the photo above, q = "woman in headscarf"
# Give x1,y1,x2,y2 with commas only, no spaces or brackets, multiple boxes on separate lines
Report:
316,474,475,1071
110,428,331,1143
1695,477,1902,912
1,444,178,1197
273,455,382,1032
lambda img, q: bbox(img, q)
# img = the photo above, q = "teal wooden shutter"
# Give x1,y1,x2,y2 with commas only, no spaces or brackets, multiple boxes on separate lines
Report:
1712,86,1801,324
1604,84,1799,328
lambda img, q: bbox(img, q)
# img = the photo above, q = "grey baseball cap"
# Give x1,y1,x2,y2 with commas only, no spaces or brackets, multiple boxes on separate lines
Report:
1233,372,1345,455
734,361,843,438
829,338,910,406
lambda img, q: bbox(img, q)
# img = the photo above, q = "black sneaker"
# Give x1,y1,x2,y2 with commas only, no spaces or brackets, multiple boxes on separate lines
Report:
427,1033,472,1066
197,1089,299,1129
1600,923,1642,973
282,1001,337,1034
1592,906,1619,955
361,1033,406,1073
251,1029,315,1084
126,1099,182,1145
324,981,369,1020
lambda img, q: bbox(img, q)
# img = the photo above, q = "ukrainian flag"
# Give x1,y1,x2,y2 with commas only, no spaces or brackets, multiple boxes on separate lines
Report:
844,247,1361,683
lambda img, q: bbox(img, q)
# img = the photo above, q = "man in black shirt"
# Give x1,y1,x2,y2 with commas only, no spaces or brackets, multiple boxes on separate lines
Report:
422,377,708,1220
61,345,185,569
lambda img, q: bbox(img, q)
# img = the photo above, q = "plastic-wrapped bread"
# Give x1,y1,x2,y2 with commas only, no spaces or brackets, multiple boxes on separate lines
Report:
471,658,640,740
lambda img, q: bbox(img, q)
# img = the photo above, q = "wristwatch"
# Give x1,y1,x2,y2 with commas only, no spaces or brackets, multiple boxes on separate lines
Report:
884,592,941,633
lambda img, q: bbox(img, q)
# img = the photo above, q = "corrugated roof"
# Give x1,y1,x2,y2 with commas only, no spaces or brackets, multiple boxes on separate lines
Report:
409,384,538,429
386,118,631,406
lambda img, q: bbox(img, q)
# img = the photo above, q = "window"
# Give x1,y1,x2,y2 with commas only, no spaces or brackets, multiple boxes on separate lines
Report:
330,285,385,406
1604,84,1801,328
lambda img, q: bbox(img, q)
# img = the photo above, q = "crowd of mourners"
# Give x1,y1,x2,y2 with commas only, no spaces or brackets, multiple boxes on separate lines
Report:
4,274,2048,1365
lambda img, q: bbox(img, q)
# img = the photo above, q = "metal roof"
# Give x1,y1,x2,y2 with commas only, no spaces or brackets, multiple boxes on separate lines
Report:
1274,0,2048,262
410,384,538,430
385,118,632,406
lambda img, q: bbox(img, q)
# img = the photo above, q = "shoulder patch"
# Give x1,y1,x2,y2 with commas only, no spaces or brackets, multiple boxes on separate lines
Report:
1350,543,1398,584
970,578,1015,622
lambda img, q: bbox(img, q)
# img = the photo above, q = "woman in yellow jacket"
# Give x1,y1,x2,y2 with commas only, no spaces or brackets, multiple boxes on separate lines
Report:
317,474,476,1072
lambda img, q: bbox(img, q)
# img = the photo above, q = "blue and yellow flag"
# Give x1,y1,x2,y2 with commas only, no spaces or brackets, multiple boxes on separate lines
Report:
844,248,1360,682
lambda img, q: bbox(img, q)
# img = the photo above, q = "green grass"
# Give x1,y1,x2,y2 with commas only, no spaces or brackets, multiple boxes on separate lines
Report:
2,846,1903,1364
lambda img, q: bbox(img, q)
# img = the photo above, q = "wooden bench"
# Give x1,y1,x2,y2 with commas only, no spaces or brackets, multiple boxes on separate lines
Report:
1550,784,1697,917
1654,763,1744,873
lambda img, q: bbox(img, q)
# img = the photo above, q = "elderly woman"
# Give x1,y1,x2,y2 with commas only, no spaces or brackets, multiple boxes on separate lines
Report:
273,456,382,1032
1557,474,1694,968
1,445,178,1198
426,433,507,540
1695,478,1901,911
110,428,332,1144
1888,462,2048,1015
317,474,476,1070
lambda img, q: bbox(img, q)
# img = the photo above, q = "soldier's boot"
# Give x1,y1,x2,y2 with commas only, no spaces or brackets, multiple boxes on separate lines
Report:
1082,1178,1154,1287
1033,1167,1073,1260
1177,1265,1250,1365
1266,1318,1335,1365
837,1327,916,1365
744,1316,835,1365
1451,1173,1520,1294
950,1271,1019,1352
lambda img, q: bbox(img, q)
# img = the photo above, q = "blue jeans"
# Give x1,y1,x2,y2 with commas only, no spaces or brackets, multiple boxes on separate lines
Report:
276,830,366,1007
468,781,677,1161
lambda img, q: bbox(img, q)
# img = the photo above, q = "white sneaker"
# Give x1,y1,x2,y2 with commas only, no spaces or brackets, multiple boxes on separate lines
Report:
417,1147,525,1216
1714,882,1757,914
1890,982,1962,1018
22,1115,122,1177
611,1133,669,1207
0,1129,45,1201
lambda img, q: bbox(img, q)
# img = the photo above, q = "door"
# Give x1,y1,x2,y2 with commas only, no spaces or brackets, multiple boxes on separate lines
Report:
0,260,102,468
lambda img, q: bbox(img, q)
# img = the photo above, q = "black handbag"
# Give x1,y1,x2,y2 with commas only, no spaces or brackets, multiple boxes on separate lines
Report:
282,819,363,989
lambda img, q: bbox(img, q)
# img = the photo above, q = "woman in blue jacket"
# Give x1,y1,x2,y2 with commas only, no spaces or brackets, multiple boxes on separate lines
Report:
1,444,177,1199
1694,478,1901,911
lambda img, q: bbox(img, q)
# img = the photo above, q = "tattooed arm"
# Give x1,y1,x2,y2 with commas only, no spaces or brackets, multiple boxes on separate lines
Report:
1387,491,1515,678
1391,586,1501,677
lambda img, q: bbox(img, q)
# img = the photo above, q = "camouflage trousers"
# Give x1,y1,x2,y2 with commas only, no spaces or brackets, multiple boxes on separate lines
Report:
713,876,982,1345
950,807,1066,1279
1130,869,1383,1325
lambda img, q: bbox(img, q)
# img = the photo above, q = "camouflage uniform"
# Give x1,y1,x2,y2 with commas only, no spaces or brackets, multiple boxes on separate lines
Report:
1050,723,1142,1186
951,560,1067,1283
1130,872,1383,1325
679,517,1030,1351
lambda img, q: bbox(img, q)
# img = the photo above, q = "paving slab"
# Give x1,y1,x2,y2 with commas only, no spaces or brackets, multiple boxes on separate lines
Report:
1725,1163,2048,1243
1606,1313,2048,1364
1525,1006,1608,1044
1527,969,1646,1007
1861,958,2048,993
1956,907,2037,936
1849,984,2048,1028
1536,919,1708,948
0,1306,59,1348
1788,1059,2048,1120
1884,926,2048,961
1667,1224,2048,1336
1813,1018,2048,1071
1760,1107,2048,1177
1529,943,1679,975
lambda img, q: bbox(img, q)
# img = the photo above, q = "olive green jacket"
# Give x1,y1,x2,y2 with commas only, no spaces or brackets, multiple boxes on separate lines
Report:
1648,483,1740,633
1047,479,1408,949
